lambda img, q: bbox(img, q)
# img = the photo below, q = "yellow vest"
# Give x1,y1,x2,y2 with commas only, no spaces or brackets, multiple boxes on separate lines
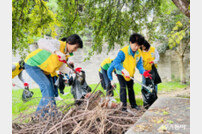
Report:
12,63,23,78
98,67,101,72
121,46,142,81
25,41,71,76
99,58,114,73
141,46,157,71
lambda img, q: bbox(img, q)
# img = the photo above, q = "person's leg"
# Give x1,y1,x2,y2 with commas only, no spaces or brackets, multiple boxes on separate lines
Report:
142,75,146,90
99,72,106,90
126,80,138,108
101,68,113,96
117,74,127,109
155,84,158,93
24,63,56,117
52,76,59,97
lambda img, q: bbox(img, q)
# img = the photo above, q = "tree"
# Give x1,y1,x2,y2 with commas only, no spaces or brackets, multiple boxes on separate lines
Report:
168,21,190,84
152,0,190,83
172,0,190,18
12,0,189,60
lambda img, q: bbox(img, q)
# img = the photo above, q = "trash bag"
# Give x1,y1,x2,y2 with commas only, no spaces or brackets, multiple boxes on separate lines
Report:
150,64,162,85
141,78,158,109
71,70,91,101
22,88,34,102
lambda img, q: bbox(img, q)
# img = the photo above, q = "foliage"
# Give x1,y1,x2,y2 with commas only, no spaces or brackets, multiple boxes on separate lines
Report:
56,0,163,57
12,0,59,58
13,0,165,57
168,20,190,49
12,0,190,59
152,0,190,53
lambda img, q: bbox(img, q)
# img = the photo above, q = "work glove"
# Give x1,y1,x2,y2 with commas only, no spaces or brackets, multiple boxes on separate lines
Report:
24,82,29,90
121,69,130,78
75,67,82,73
111,81,116,88
68,61,74,69
55,51,66,62
149,61,154,64
143,70,152,79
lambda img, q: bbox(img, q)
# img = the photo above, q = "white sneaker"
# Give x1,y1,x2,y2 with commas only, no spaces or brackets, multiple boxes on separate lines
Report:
55,96,63,101
109,97,116,102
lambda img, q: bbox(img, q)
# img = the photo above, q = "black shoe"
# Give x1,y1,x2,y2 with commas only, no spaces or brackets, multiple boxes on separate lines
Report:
121,107,127,112
131,105,140,111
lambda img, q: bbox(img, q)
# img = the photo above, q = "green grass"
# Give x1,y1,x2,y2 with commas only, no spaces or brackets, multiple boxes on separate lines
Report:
12,81,189,119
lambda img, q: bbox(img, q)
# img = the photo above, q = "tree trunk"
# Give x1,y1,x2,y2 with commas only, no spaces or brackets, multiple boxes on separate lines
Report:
172,0,190,18
179,54,186,84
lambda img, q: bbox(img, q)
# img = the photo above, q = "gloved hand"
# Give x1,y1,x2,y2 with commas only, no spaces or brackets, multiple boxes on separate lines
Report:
149,61,154,64
111,81,116,88
75,67,82,73
24,83,29,90
121,69,130,78
68,61,74,69
55,51,66,63
143,70,152,79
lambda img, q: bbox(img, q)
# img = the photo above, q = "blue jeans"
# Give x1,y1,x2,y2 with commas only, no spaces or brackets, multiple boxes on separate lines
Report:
142,75,158,93
24,63,56,117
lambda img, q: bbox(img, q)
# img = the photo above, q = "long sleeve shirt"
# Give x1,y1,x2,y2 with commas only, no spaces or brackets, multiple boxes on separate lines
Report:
107,46,145,81
37,38,71,74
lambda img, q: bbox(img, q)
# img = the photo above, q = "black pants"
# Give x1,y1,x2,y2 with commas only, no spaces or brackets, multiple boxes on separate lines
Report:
99,72,106,90
99,69,113,96
52,76,59,97
117,74,137,107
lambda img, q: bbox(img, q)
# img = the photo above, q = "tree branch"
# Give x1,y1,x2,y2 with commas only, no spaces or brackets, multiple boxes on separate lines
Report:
172,0,190,18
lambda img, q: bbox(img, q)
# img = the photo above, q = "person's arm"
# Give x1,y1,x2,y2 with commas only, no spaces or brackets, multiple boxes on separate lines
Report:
37,38,60,54
18,71,25,83
137,57,152,78
107,65,114,81
58,63,71,74
136,57,145,74
112,51,125,71
107,51,125,80
153,49,160,64
38,38,67,61
12,64,16,72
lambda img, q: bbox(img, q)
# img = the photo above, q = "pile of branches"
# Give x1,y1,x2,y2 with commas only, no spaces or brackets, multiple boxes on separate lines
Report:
12,90,145,134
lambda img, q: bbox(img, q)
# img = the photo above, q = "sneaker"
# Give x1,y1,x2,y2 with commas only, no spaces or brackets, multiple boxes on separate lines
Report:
131,105,140,111
121,107,127,112
55,96,63,101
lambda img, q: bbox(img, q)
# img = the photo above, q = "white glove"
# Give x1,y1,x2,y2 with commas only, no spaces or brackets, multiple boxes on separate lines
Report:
111,80,115,85
55,51,66,61
121,69,130,78
59,64,71,74
111,81,116,88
